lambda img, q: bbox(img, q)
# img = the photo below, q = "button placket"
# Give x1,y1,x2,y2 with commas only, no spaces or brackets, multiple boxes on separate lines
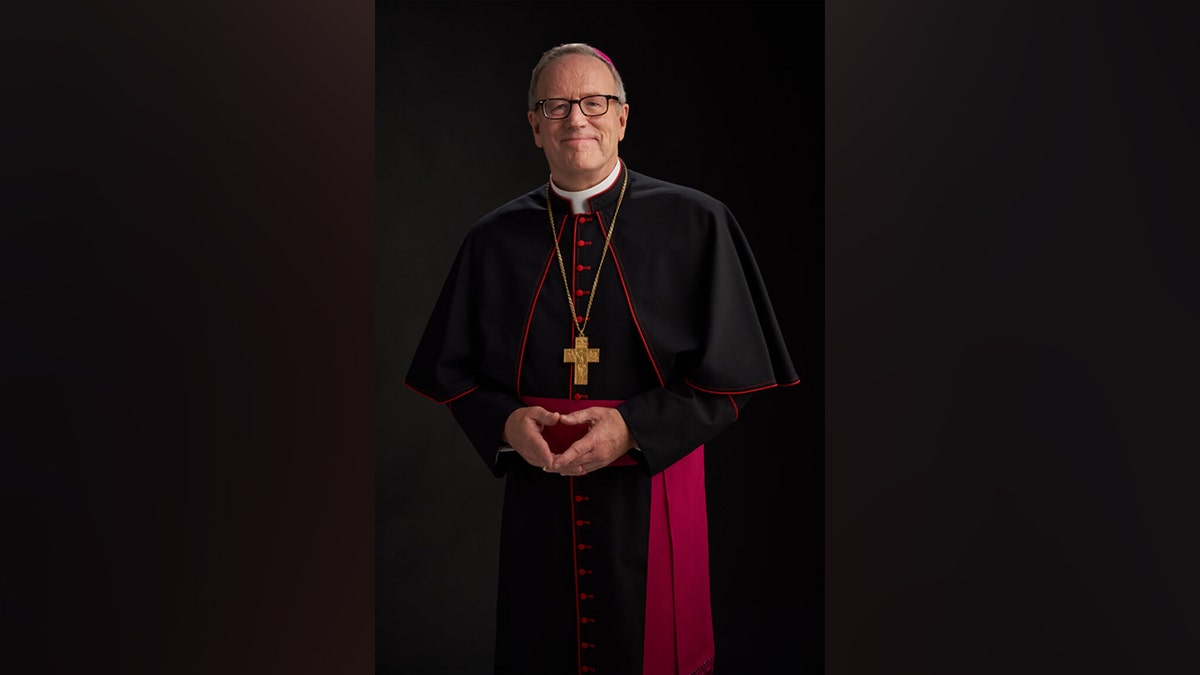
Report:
570,213,603,397
573,481,599,674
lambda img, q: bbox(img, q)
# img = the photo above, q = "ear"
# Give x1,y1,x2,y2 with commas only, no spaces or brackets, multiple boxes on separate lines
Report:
528,110,544,148
616,103,629,142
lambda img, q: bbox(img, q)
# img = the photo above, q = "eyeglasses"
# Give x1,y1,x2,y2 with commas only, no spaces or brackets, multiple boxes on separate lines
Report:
534,95,621,120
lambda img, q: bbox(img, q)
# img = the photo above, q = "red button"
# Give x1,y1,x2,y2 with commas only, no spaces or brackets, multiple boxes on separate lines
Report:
573,393,582,400
576,316,584,322
575,289,586,297
577,239,587,247
576,264,585,272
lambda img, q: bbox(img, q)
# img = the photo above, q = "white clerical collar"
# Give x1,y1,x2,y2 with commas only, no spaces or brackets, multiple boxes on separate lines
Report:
550,161,622,215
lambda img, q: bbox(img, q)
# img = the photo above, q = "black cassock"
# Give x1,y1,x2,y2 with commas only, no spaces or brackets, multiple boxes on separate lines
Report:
406,164,798,675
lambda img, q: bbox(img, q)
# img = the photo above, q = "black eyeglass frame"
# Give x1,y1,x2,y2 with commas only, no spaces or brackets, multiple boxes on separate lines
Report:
533,94,622,120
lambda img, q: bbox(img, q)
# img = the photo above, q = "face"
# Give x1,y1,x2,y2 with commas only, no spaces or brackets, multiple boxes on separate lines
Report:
528,54,629,191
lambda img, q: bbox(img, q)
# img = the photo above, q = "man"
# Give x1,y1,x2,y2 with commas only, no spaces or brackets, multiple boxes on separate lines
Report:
405,42,798,675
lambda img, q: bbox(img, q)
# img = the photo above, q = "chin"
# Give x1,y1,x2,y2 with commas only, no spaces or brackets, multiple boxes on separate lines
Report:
559,155,605,173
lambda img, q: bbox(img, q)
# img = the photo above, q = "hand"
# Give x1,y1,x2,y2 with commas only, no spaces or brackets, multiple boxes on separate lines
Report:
503,406,561,471
548,407,635,476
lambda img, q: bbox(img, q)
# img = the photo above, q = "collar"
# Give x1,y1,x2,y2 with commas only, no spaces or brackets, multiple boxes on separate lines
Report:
550,161,623,215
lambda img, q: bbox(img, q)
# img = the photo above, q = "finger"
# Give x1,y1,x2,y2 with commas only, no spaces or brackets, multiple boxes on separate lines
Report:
526,435,555,467
557,411,587,426
559,444,598,472
528,407,561,427
551,460,586,476
556,444,584,465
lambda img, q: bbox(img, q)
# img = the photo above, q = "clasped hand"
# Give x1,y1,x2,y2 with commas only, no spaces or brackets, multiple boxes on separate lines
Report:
503,405,634,476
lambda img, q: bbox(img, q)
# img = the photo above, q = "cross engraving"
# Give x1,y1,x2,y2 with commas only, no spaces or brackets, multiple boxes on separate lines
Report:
563,336,600,385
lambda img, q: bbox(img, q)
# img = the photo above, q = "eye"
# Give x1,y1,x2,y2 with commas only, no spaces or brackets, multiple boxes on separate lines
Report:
546,100,570,116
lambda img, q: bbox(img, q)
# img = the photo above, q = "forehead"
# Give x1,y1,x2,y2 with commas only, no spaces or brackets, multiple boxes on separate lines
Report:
536,54,616,97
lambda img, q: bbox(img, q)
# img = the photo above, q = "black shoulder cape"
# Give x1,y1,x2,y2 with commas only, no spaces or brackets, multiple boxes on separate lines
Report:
405,167,798,405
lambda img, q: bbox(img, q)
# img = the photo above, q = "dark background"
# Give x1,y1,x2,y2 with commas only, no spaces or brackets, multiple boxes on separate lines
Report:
7,2,1200,674
376,2,823,673
826,4,1200,673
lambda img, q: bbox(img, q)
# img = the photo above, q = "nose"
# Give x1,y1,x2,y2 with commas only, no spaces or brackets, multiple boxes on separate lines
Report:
565,101,590,124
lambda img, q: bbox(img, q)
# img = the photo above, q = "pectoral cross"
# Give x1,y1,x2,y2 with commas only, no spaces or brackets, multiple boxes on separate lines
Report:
563,336,600,385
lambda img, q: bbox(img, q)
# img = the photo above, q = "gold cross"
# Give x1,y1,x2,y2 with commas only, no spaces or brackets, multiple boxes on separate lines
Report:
563,336,600,385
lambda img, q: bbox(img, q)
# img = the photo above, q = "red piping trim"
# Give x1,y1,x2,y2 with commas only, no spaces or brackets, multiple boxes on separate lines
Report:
403,380,480,405
568,215,580,395
516,224,563,398
684,376,801,396
728,394,739,421
609,246,665,388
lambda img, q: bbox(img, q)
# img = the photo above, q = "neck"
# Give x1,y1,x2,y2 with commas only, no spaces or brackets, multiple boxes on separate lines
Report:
551,158,621,192
550,160,623,214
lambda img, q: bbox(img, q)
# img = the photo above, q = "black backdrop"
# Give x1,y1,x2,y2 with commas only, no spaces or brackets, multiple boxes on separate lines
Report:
376,2,823,673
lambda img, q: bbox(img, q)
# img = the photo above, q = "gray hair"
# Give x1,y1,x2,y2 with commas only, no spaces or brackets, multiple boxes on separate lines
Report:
527,43,628,111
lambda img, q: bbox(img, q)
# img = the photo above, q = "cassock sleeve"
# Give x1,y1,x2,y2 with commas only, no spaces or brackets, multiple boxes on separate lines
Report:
619,385,752,475
446,381,522,477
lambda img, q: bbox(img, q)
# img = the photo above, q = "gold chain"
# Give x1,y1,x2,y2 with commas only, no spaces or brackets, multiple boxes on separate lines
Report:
545,162,628,338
